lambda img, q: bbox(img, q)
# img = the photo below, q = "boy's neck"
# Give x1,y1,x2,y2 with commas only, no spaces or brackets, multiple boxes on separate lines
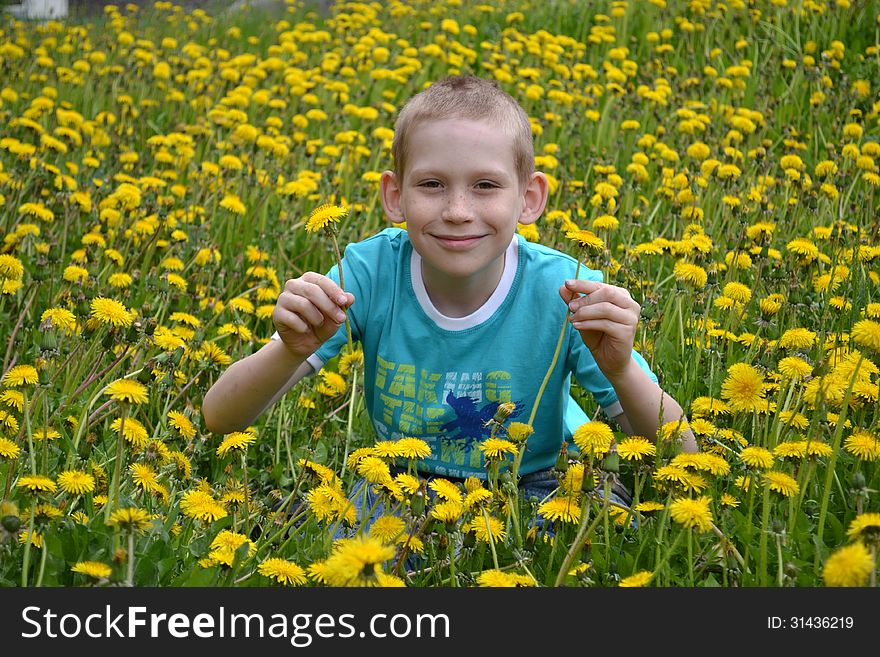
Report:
420,255,506,318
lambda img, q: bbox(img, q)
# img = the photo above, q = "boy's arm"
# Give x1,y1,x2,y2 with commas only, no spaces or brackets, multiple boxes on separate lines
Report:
202,340,313,435
561,278,697,453
607,359,698,453
202,272,353,435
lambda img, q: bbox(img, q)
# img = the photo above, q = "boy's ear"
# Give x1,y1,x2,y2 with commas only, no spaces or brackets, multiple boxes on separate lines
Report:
518,171,550,226
380,170,405,223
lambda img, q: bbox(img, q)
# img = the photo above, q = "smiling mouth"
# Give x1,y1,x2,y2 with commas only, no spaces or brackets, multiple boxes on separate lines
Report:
432,235,485,249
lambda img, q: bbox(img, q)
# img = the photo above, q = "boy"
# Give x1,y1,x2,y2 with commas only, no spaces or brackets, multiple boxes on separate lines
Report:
202,76,696,492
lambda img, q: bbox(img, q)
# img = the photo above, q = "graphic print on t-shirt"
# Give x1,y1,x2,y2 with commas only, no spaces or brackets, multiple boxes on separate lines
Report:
372,355,525,477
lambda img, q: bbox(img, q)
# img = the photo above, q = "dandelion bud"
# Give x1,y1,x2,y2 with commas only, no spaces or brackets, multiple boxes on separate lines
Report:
1,514,21,534
144,318,157,336
410,491,426,516
602,452,620,474
462,531,476,549
38,368,51,386
582,467,596,492
555,450,569,473
851,471,866,490
492,402,517,423
785,562,799,578
38,331,57,353
170,346,185,367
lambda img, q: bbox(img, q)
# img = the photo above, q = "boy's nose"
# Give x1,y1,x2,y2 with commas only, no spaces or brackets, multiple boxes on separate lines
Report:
441,193,474,222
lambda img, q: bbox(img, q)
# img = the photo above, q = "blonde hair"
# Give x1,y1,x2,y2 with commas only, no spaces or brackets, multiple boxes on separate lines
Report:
391,76,534,187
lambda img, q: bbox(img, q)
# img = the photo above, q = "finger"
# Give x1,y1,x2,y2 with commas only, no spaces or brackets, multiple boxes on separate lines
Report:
570,318,633,338
278,291,335,328
272,307,311,335
569,301,637,326
564,278,604,296
299,272,355,309
285,281,348,323
579,284,636,309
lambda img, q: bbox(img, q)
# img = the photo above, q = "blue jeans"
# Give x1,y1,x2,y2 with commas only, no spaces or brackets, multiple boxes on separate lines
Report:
333,467,631,540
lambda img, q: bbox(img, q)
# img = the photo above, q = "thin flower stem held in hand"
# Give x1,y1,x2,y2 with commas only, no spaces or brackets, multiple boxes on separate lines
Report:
21,503,36,587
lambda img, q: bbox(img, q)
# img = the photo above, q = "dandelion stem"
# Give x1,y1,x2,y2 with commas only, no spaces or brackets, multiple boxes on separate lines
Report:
814,353,862,574
21,503,35,587
528,259,583,431
759,485,771,587
341,365,359,477
554,494,599,587
126,531,135,587
482,508,499,571
107,407,128,526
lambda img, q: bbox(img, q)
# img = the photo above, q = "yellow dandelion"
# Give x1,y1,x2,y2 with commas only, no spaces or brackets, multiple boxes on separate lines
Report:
104,378,148,405
822,542,874,587
306,203,348,233
90,297,133,328
2,365,38,387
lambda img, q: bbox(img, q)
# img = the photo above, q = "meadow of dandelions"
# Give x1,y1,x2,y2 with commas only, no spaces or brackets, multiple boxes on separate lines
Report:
1,0,879,587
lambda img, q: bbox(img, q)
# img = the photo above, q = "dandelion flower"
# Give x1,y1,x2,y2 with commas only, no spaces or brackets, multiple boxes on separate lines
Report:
673,261,708,289
739,446,774,470
369,515,406,543
466,515,506,543
479,438,517,460
851,319,880,352
477,570,536,587
843,430,880,461
572,421,615,457
394,437,431,459
57,470,95,495
428,478,463,503
356,456,391,484
106,507,152,532
306,203,348,233
16,475,56,493
167,411,196,439
634,501,665,513
430,500,464,524
0,438,21,459
822,542,874,587
538,497,581,524
71,561,112,579
216,431,256,458
180,490,228,522
40,307,77,334
2,365,38,387
258,558,308,586
111,417,149,448
617,437,656,461
619,571,654,587
90,297,133,328
720,363,765,412
219,194,246,215
322,536,395,587
105,378,148,405
668,496,713,533
565,228,605,251
507,422,534,443
778,328,817,350
846,513,880,543
763,471,800,498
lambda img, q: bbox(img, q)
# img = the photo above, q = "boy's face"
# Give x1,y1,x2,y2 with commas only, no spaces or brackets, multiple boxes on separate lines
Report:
381,118,547,296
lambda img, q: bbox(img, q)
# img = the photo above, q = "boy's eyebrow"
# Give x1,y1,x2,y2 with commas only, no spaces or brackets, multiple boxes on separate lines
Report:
407,167,514,181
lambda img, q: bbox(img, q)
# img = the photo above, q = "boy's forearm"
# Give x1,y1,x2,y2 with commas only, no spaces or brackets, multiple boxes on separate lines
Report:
202,340,309,434
607,358,698,453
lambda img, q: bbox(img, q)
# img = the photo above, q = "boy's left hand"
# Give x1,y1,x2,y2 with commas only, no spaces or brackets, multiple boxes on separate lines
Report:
559,279,640,380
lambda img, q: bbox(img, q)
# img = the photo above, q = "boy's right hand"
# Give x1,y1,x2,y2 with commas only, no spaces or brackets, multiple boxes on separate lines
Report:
272,272,354,358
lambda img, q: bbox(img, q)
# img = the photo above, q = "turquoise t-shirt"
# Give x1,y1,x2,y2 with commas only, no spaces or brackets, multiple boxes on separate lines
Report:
305,228,657,479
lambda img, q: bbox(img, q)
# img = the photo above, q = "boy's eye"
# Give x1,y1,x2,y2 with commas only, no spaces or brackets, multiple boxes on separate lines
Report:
476,181,498,189
418,180,442,188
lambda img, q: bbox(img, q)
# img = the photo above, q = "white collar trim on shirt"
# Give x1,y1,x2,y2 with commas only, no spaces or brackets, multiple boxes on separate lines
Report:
410,235,519,331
